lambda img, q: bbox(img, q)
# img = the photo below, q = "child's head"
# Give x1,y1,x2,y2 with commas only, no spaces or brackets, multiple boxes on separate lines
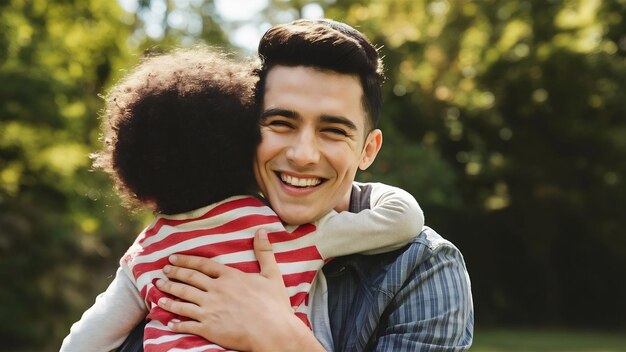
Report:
93,47,259,214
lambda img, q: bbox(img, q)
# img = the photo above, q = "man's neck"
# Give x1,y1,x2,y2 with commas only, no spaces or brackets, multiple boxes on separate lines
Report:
333,187,353,213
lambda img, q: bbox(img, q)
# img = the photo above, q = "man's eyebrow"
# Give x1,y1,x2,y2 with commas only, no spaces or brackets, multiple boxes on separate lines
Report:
259,108,298,121
321,115,358,131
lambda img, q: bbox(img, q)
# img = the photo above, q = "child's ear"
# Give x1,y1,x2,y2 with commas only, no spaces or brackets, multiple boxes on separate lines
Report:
144,197,159,212
359,129,382,170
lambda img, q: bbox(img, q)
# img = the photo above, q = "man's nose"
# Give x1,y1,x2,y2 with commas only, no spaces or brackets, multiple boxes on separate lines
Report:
286,130,320,166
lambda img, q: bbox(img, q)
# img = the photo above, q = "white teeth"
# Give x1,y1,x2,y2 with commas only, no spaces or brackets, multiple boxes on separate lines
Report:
280,174,322,187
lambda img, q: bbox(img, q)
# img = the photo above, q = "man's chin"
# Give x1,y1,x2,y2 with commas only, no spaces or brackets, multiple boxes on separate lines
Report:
278,214,315,226
274,207,321,226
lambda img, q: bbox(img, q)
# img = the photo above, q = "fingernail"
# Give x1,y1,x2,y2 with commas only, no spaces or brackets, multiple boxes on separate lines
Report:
158,297,168,306
169,255,178,263
156,279,164,287
163,265,171,273
258,229,268,240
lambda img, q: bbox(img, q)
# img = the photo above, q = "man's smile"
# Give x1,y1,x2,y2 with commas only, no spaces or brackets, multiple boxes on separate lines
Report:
277,172,325,188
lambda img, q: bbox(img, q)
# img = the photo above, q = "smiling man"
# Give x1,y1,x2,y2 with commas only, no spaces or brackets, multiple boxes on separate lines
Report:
255,65,382,225
146,19,474,351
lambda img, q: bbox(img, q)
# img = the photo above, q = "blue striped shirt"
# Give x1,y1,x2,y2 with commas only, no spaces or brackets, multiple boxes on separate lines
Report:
321,183,474,351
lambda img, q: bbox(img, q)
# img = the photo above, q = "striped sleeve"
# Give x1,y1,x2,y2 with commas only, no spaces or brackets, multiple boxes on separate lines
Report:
371,239,474,351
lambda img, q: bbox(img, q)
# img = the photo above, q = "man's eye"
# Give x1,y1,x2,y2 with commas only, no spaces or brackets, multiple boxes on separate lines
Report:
323,127,349,136
267,120,293,128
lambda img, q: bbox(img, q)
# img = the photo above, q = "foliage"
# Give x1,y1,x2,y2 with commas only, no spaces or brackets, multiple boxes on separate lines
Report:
0,0,142,349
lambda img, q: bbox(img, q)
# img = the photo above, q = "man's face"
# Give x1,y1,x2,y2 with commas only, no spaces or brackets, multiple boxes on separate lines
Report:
254,65,382,225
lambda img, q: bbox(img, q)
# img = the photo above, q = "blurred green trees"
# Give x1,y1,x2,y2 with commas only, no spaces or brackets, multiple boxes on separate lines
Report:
1,0,625,350
0,0,140,349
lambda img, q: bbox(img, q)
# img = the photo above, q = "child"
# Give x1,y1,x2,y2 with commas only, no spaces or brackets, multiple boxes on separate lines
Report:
61,47,424,352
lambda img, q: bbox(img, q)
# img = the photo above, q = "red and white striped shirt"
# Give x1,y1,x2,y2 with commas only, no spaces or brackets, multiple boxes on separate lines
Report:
122,196,327,351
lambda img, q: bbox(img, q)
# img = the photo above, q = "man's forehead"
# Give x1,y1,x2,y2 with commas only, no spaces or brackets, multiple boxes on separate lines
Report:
262,65,368,127
264,65,362,91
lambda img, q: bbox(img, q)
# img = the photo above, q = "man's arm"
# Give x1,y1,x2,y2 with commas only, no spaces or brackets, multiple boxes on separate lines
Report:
326,228,473,351
372,242,473,351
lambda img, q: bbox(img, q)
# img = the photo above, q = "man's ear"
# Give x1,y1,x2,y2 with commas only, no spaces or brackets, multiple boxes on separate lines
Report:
359,129,383,170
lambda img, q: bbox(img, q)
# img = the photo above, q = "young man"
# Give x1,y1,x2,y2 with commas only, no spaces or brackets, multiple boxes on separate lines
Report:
140,19,473,351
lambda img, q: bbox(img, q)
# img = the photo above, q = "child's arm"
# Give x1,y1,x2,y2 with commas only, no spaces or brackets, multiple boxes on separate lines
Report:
315,182,424,258
60,266,147,352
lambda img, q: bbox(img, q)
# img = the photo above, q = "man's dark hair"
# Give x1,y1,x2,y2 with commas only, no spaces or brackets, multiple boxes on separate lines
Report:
255,19,385,131
93,47,259,214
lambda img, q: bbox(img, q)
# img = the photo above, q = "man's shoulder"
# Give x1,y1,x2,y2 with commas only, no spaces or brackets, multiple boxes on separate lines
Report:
327,226,464,281
382,226,464,271
412,226,462,255
368,226,468,298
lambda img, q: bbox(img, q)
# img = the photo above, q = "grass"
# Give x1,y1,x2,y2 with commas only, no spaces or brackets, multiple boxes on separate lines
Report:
471,328,626,351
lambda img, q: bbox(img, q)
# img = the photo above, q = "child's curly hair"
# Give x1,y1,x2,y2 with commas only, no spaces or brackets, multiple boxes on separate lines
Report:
93,47,260,214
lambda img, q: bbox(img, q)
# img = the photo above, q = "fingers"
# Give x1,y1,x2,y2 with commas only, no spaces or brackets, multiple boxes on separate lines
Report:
169,254,229,278
162,263,216,292
254,229,281,281
166,318,204,336
156,274,205,305
156,295,202,322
